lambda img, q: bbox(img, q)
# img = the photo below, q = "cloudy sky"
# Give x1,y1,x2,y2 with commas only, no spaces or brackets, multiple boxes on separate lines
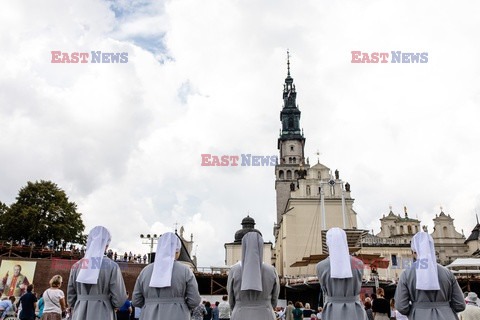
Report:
1,0,480,268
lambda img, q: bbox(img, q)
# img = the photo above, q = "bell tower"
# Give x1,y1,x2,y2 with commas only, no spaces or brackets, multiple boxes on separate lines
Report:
275,52,307,233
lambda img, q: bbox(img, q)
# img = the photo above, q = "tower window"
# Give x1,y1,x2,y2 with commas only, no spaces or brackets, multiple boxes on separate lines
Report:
292,157,296,163
279,170,284,179
318,171,321,179
306,185,311,196
294,170,299,179
287,170,292,179
408,225,412,234
288,157,292,164
400,226,404,234
443,226,448,237
290,145,294,151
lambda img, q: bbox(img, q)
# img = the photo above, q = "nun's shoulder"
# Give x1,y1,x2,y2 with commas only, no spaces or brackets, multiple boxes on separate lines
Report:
436,263,455,279
262,263,277,274
316,257,330,270
173,261,195,274
229,263,241,273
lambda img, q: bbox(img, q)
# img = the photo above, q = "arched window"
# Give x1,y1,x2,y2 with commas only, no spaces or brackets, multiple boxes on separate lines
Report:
400,226,404,234
443,226,448,237
290,145,294,151
279,170,284,179
306,185,311,196
408,225,412,234
292,157,296,163
288,157,292,164
317,171,321,179
294,170,299,179
287,170,292,179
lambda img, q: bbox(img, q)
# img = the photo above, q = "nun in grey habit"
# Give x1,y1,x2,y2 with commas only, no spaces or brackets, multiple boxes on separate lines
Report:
132,232,201,320
394,231,465,320
316,228,367,320
227,231,279,320
67,226,127,320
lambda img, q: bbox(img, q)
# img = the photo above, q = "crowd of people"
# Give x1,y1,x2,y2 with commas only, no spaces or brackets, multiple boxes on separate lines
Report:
0,226,478,319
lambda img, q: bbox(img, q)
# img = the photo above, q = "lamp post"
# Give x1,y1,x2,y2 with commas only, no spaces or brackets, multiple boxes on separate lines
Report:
140,234,158,263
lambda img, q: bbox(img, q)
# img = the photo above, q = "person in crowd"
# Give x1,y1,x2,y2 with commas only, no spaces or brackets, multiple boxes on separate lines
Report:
371,288,389,319
37,292,44,319
132,306,141,320
292,302,303,320
285,301,294,320
0,295,16,319
18,284,37,320
40,275,66,320
217,295,230,320
227,232,279,320
67,226,127,320
212,301,219,320
394,231,466,319
458,292,480,320
302,303,314,318
192,302,207,320
364,301,373,320
116,291,132,320
132,232,201,320
389,298,407,320
276,306,286,319
204,301,212,320
316,228,367,319
316,307,322,320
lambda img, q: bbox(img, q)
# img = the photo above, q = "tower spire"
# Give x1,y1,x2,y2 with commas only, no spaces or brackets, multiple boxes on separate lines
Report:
287,50,291,77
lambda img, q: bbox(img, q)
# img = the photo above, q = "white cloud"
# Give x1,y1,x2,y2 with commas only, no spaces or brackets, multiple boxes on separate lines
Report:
1,0,480,268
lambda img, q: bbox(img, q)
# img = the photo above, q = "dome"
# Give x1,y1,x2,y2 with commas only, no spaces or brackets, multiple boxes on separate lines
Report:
234,215,262,242
241,215,255,227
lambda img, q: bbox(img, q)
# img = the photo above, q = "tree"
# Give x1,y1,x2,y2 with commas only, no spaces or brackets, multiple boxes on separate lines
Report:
0,180,85,244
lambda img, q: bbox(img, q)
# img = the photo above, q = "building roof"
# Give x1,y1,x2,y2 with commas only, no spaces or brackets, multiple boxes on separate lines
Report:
446,258,480,269
465,223,480,243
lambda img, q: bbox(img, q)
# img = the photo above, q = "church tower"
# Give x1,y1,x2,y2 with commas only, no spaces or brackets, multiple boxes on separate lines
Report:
275,53,308,230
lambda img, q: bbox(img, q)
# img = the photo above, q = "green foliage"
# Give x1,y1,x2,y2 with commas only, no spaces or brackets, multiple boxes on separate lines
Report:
0,180,86,244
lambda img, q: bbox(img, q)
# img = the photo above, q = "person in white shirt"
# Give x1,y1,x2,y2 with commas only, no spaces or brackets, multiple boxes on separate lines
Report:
458,292,480,320
217,295,230,320
42,275,66,320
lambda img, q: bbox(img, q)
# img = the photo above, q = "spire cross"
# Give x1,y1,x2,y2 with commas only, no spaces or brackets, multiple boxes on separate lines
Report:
287,50,291,76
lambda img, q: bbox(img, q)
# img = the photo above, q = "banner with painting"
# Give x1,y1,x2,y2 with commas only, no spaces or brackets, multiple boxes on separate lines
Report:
0,260,36,298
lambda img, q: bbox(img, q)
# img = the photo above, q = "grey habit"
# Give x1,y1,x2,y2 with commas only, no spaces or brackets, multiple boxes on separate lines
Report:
227,263,279,320
394,263,466,319
316,256,367,320
67,256,127,320
132,261,201,320
227,232,280,320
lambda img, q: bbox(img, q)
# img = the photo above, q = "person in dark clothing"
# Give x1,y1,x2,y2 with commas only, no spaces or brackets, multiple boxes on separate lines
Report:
302,303,314,318
18,284,37,320
372,288,390,319
204,301,213,320
364,301,374,320
116,291,132,320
